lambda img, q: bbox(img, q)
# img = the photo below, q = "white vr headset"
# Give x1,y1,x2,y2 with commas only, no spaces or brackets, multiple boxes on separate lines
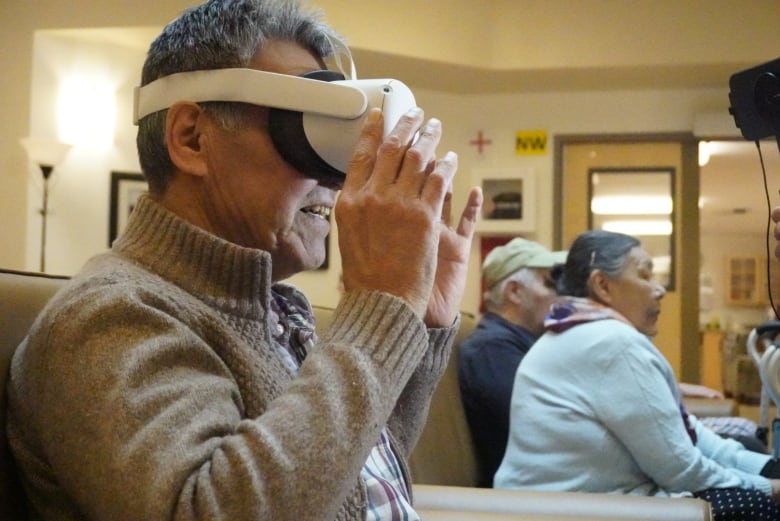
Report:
133,67,416,184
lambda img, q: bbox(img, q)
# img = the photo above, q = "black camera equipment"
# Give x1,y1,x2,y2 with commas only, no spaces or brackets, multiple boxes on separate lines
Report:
729,56,780,142
728,57,780,321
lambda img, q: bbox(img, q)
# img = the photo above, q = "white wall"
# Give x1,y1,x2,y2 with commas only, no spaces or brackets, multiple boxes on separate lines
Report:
26,28,731,315
5,0,778,277
26,32,145,275
415,87,726,316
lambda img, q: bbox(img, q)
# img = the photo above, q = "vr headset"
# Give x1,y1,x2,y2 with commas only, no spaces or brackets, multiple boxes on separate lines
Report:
133,67,417,185
729,56,780,141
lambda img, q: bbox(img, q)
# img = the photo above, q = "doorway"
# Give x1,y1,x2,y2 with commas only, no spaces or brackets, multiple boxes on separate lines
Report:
554,134,699,382
698,139,780,401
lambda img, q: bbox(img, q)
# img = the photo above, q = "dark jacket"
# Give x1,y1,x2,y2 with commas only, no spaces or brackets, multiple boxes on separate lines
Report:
457,312,538,487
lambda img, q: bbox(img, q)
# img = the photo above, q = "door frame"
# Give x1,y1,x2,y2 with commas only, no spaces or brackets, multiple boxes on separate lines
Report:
553,132,701,383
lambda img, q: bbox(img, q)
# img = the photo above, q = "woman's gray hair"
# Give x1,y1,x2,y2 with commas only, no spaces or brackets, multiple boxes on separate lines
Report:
556,230,640,298
136,0,343,194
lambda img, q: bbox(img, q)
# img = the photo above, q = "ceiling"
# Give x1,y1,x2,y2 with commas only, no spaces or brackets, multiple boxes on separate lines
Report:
700,139,780,235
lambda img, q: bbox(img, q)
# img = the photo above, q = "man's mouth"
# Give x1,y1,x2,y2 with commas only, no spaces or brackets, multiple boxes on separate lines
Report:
301,205,331,219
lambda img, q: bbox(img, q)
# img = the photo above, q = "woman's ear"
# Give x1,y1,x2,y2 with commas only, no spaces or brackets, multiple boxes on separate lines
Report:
165,101,210,178
587,269,613,305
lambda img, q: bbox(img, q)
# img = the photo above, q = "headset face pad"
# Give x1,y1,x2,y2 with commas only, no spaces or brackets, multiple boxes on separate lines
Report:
268,70,347,186
267,71,418,188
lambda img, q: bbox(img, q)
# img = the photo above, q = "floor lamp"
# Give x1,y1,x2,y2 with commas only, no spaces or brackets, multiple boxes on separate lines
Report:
20,137,73,273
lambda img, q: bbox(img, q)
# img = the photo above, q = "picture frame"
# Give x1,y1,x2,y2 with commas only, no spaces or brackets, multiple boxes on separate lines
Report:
473,168,536,234
479,235,518,312
109,171,147,246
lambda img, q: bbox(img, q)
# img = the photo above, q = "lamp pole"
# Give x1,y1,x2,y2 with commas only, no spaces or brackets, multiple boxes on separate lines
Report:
20,137,73,273
39,165,54,272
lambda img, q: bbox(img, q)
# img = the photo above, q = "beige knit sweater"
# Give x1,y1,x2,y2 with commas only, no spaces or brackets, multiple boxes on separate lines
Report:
7,195,455,521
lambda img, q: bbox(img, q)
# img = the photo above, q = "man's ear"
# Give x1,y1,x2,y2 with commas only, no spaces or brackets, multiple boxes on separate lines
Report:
587,269,613,304
165,101,210,178
504,279,523,304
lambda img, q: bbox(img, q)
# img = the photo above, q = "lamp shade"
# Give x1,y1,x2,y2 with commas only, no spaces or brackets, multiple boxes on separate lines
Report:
20,137,72,167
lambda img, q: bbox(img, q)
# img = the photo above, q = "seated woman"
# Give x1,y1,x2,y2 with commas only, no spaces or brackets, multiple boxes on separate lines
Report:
494,230,780,520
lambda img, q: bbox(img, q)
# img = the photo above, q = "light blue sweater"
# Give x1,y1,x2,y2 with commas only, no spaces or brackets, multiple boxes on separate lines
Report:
494,318,772,497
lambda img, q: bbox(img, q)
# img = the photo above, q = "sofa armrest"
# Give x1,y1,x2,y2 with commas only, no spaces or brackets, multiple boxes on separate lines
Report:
682,397,738,418
417,509,647,521
413,484,711,521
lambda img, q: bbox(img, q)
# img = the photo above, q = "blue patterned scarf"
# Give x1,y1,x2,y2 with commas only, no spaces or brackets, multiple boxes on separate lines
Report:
544,297,633,332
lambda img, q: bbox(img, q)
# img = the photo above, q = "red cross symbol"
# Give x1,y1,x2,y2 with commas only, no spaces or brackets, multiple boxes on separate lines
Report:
469,130,492,154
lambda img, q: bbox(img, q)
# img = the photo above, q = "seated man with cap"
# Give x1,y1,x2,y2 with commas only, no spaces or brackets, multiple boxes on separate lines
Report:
458,238,566,487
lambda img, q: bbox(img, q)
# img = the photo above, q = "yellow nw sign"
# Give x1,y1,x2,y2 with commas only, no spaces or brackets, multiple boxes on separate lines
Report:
515,130,547,155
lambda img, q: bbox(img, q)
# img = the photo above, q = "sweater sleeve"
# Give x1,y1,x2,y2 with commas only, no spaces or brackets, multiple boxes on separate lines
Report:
591,331,772,496
691,414,772,474
387,315,459,458
9,284,430,521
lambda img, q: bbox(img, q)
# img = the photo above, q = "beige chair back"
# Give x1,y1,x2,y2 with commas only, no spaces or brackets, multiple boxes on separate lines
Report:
313,305,480,486
407,312,479,486
0,269,68,521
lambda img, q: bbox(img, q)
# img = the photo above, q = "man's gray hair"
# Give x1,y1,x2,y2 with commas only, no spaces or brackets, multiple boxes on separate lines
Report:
483,267,538,312
136,0,343,194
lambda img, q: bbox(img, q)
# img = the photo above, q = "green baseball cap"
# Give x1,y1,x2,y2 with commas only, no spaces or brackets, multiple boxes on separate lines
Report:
482,238,567,289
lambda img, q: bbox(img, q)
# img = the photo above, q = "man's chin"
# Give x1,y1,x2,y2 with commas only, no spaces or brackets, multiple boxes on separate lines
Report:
303,249,328,272
270,249,326,281
311,257,327,271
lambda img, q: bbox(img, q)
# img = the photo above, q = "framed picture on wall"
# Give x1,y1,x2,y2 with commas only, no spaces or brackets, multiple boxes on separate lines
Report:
109,171,147,246
473,168,536,234
478,235,520,313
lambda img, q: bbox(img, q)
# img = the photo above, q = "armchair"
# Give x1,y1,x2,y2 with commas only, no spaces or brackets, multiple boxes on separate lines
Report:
0,269,69,521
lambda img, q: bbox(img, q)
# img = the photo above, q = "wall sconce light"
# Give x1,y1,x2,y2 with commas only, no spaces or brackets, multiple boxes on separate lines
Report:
20,137,73,272
57,75,116,150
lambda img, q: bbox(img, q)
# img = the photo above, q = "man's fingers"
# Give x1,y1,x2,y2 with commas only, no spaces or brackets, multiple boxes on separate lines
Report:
441,189,453,228
420,151,458,216
369,108,426,188
392,118,441,195
342,108,384,191
456,187,483,239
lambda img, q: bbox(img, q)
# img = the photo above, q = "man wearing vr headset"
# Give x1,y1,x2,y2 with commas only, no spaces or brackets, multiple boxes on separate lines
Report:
6,1,482,520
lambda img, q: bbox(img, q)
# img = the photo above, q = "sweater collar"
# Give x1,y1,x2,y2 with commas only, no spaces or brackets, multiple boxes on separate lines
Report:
112,194,273,318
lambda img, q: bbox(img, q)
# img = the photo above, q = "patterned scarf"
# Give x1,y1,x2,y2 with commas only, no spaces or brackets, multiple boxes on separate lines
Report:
543,297,633,332
270,291,316,367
